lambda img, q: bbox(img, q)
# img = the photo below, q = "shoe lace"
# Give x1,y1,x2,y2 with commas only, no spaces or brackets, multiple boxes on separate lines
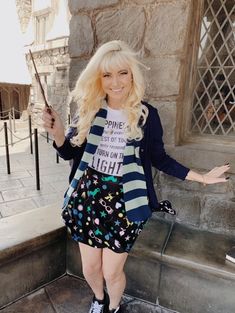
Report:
90,300,104,313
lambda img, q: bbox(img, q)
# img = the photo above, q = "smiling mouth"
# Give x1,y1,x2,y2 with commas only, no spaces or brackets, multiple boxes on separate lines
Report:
111,88,123,92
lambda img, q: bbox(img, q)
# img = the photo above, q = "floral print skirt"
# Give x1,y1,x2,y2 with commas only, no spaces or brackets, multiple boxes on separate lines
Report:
62,167,146,253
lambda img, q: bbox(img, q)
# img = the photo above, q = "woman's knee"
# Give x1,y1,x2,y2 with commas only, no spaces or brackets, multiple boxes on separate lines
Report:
103,268,125,284
82,261,102,278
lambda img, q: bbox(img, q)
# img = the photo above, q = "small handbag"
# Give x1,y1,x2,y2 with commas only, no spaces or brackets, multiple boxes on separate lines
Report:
155,200,176,215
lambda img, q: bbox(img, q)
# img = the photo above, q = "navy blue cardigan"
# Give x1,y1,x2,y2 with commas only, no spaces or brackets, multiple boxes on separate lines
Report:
54,102,190,212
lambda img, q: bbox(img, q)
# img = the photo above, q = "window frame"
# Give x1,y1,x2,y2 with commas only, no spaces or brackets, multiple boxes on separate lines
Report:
179,0,235,147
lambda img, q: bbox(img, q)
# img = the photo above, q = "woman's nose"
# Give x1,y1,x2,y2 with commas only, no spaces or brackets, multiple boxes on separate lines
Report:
111,75,119,86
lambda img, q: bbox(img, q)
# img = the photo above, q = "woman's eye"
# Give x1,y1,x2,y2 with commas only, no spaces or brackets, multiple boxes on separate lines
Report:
120,71,128,75
103,73,110,77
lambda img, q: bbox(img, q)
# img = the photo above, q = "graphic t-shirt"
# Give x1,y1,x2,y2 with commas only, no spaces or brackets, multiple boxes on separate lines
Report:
88,106,127,176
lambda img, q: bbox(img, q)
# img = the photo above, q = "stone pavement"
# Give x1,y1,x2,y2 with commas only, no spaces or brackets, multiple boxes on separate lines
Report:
0,119,70,219
0,275,178,313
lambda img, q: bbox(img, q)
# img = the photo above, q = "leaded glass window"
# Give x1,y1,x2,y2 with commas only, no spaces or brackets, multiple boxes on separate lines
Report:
191,0,235,136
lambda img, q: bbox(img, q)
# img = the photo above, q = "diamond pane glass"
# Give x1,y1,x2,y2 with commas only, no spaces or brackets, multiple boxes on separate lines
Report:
191,0,235,137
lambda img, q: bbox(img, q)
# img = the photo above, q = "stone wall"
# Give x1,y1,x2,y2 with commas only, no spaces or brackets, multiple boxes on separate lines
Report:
68,0,191,143
68,0,235,235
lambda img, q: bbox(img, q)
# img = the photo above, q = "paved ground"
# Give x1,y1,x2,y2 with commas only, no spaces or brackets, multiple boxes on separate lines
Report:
0,275,178,313
0,118,70,219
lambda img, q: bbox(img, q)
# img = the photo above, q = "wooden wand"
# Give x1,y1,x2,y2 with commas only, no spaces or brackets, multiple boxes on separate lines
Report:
29,50,54,126
29,49,51,111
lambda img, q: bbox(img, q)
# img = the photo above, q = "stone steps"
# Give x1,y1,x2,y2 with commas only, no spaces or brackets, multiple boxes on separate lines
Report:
0,204,66,308
1,205,235,312
68,214,235,313
0,275,178,313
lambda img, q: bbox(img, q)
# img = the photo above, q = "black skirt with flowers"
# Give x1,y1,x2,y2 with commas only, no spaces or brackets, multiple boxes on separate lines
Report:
62,167,146,253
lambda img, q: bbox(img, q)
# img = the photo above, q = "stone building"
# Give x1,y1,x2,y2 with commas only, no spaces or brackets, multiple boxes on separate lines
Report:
0,83,30,119
16,0,71,123
0,1,31,119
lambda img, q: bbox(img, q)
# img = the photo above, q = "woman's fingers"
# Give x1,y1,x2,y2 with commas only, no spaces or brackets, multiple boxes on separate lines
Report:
207,164,230,178
204,164,230,184
42,107,58,129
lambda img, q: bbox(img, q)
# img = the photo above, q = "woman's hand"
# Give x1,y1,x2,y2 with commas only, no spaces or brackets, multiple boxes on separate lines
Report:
186,164,230,185
202,164,230,185
42,107,65,147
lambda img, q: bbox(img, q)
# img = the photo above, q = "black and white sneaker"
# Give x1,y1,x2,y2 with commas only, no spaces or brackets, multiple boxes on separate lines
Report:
109,305,122,313
88,292,109,313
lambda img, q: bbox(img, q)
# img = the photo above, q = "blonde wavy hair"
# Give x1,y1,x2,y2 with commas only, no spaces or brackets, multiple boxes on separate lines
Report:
71,40,148,146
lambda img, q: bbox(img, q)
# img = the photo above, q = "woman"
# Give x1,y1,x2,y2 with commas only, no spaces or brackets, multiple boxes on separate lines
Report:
42,40,230,313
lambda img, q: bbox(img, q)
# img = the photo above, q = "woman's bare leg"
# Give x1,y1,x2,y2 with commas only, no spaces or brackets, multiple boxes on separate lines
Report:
102,249,128,310
79,243,104,300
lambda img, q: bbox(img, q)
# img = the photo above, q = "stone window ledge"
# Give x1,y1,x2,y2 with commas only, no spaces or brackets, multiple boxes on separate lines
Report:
166,142,235,174
25,37,69,53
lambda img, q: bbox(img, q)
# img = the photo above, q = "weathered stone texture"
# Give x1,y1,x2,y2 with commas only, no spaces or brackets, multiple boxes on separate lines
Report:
145,1,190,55
69,15,94,58
160,188,201,227
15,0,32,33
200,196,235,235
69,59,88,90
96,8,145,51
130,0,156,4
153,101,177,145
69,0,119,13
144,57,181,98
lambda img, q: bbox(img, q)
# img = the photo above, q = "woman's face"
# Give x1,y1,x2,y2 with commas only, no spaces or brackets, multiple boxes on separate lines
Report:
100,66,133,107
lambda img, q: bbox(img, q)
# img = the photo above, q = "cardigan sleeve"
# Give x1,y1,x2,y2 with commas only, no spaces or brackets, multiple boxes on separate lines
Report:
53,126,85,161
149,107,190,180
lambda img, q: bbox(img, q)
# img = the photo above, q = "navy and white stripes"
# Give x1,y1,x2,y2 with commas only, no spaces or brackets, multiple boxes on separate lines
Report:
63,105,151,222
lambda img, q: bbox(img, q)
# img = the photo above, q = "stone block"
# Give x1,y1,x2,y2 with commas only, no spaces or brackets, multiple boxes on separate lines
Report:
68,15,94,58
32,193,63,207
145,1,190,55
0,289,55,313
0,204,66,307
66,237,83,278
125,254,160,302
1,184,55,202
45,275,93,313
151,101,177,145
200,196,235,235
0,199,37,218
69,58,88,90
0,179,23,191
164,222,235,272
160,188,201,227
144,57,181,98
169,144,235,174
0,171,32,182
158,170,230,194
130,0,156,4
159,264,235,313
160,222,235,312
0,240,66,308
96,7,145,51
124,217,171,302
69,0,119,13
